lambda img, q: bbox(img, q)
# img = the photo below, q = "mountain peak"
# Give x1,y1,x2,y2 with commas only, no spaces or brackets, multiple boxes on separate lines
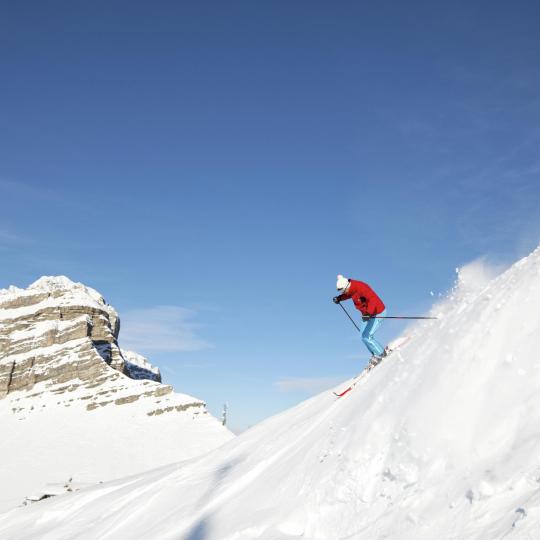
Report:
28,275,106,304
28,275,78,291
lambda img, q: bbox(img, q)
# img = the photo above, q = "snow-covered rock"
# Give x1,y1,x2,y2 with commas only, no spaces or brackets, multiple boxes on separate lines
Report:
0,276,233,513
0,275,126,397
3,247,540,539
122,349,161,382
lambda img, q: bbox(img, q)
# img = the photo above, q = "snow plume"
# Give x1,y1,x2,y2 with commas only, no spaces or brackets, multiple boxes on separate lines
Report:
4,247,540,538
429,256,508,320
455,257,506,292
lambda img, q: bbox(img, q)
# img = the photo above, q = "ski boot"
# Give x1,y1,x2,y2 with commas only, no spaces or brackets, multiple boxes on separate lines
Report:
368,354,383,369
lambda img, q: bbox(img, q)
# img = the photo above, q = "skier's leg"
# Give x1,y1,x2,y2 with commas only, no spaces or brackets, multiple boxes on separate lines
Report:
361,310,386,356
361,329,379,355
359,318,375,355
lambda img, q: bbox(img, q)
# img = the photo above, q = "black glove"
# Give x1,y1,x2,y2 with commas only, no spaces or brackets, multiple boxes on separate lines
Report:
362,314,372,322
332,296,341,304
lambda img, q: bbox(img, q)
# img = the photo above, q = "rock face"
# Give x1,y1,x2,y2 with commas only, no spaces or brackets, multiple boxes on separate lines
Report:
0,276,182,413
0,276,233,512
0,276,123,397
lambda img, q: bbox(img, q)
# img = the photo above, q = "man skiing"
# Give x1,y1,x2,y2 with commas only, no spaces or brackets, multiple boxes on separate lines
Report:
333,274,387,365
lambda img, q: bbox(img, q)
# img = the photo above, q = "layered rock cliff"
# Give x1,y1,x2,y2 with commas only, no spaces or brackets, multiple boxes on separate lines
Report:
0,276,189,414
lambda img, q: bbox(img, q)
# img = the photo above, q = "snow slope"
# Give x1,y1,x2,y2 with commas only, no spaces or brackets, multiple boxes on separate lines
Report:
2,249,540,539
0,276,234,512
0,379,233,513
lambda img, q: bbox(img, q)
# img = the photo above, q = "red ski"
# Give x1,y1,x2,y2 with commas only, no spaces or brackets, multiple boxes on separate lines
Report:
332,366,371,397
333,336,411,398
333,386,354,398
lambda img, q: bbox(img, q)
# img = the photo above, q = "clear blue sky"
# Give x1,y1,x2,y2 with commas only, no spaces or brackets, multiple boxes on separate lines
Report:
2,1,540,431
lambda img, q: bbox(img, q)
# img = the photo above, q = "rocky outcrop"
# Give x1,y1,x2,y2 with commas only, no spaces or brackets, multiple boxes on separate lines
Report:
122,349,161,382
0,276,200,415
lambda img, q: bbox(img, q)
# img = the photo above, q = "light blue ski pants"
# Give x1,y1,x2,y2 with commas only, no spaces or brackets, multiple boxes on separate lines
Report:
361,309,386,356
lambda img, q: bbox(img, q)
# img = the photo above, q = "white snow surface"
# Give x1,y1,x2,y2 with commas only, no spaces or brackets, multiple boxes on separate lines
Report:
0,275,103,304
2,250,540,539
8,275,103,301
0,374,234,513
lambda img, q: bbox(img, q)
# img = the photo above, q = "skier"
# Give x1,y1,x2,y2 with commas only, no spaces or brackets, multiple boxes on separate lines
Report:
333,274,387,365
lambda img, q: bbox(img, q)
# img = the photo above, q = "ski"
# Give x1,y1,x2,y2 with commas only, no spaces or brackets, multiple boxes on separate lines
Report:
333,365,373,397
333,336,411,398
333,386,353,398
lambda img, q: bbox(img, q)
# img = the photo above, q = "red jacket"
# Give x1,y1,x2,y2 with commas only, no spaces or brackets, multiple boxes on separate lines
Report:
337,279,385,316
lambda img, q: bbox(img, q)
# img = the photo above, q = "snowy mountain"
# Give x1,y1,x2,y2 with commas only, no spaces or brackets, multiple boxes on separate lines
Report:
0,276,233,512
2,247,540,539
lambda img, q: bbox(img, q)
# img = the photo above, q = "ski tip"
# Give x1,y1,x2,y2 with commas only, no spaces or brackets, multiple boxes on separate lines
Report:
333,387,352,398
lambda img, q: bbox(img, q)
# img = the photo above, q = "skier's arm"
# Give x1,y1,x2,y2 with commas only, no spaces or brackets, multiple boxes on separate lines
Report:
336,290,353,303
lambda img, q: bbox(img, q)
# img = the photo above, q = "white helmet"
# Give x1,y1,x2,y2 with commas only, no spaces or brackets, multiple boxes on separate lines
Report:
336,274,350,292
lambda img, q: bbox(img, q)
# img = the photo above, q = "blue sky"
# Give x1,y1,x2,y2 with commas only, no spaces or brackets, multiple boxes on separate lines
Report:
2,1,540,431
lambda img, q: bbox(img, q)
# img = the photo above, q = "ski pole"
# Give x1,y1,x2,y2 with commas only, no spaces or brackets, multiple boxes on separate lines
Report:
338,303,437,329
338,303,362,332
367,316,438,320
